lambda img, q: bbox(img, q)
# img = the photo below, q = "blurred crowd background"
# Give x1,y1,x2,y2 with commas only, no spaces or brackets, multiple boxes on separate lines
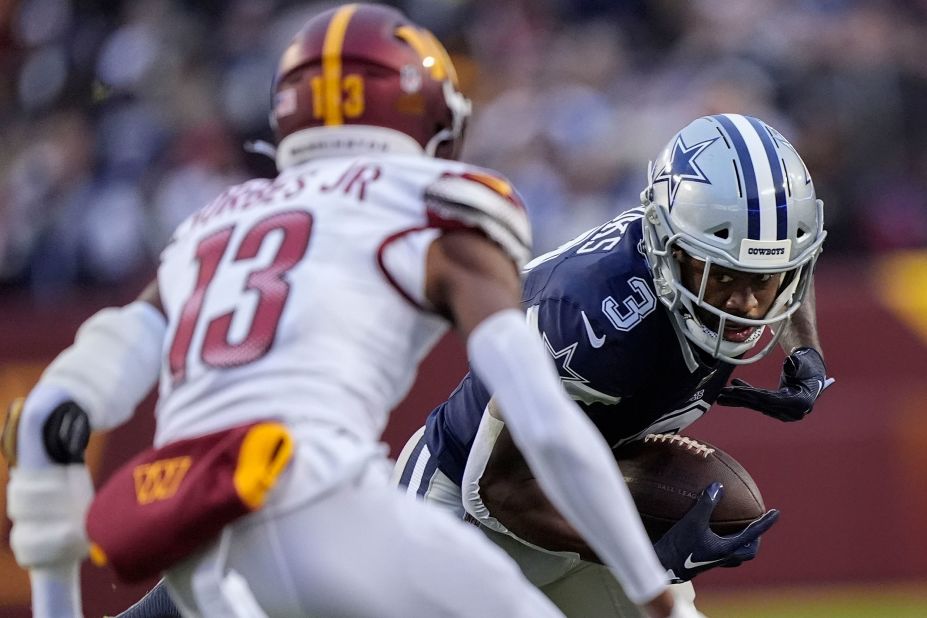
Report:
2,3,927,614
2,0,927,299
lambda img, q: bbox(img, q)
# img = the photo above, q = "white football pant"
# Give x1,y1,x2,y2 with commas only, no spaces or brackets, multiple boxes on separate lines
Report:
162,451,564,617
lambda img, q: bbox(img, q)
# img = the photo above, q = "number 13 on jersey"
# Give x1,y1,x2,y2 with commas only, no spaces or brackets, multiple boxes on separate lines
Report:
168,211,313,385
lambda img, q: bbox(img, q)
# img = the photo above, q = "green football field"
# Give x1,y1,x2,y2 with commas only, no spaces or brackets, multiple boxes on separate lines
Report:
697,583,927,617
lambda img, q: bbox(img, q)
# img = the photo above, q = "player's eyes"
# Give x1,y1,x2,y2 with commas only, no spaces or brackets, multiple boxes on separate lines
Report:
715,273,734,284
756,273,775,284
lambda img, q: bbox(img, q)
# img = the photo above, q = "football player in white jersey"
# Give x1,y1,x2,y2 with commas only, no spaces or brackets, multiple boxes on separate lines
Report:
1,4,701,618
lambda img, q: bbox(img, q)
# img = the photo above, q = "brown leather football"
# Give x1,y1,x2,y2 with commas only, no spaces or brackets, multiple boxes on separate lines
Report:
614,433,765,542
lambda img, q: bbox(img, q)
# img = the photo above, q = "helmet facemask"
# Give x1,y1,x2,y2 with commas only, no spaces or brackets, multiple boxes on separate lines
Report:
640,114,826,365
425,79,472,159
644,204,819,364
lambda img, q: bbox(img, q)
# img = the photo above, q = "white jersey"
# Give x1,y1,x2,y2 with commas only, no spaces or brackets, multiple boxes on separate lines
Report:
154,148,530,448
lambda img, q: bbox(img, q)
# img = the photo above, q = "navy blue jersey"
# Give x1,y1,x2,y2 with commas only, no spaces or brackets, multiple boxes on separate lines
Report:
424,208,735,485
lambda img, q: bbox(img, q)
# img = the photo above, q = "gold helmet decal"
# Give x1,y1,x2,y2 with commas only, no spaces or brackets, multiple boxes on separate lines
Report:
395,25,459,85
320,4,359,125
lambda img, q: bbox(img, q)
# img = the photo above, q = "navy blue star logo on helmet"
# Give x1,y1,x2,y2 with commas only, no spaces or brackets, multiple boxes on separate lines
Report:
652,136,718,208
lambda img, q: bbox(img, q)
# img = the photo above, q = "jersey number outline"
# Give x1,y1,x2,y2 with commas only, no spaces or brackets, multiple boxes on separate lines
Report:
168,211,313,384
602,276,657,331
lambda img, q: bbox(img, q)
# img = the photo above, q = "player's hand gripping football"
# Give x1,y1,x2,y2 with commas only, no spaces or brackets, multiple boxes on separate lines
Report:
653,482,779,583
716,347,833,422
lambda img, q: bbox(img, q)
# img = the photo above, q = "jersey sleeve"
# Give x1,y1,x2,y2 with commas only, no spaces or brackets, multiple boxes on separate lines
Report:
424,169,532,269
377,227,443,309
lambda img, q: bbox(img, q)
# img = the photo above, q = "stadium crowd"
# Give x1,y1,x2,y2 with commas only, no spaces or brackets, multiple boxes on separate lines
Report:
2,0,927,299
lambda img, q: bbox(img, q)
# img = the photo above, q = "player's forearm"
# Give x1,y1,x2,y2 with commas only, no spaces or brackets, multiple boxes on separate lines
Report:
482,477,602,562
511,414,667,602
27,300,165,435
777,279,822,354
467,310,668,605
475,424,604,561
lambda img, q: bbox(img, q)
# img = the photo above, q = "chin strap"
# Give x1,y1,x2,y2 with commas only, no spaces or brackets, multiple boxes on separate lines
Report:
664,307,700,373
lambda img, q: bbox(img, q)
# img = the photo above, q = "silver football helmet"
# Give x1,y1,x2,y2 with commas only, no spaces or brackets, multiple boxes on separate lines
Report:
641,114,826,365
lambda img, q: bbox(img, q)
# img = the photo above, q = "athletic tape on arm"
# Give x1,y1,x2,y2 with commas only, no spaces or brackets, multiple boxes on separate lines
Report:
466,309,669,604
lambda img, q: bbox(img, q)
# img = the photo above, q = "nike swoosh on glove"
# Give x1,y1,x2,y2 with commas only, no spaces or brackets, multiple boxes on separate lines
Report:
716,347,834,422
654,482,779,583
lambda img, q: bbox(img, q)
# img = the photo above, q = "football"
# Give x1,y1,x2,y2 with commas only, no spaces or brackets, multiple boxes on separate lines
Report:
614,433,765,542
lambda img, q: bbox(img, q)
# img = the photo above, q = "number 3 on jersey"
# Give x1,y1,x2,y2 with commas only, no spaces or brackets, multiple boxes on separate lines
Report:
168,211,313,384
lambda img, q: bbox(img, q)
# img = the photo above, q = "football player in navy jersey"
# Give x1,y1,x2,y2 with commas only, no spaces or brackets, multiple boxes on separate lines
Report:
395,113,832,616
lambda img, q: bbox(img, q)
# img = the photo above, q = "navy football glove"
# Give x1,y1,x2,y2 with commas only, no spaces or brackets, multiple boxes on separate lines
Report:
716,347,833,422
653,482,779,583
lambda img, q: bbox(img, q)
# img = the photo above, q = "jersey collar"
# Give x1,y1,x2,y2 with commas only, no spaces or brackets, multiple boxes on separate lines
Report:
275,126,426,171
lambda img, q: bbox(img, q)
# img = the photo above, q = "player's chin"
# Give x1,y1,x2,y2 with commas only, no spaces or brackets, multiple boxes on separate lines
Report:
695,310,758,343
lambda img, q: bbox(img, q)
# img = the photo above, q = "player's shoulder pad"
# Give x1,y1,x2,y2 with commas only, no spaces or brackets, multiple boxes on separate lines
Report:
424,168,532,268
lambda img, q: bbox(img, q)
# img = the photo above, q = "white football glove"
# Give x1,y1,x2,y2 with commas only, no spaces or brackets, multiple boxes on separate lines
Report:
7,464,93,569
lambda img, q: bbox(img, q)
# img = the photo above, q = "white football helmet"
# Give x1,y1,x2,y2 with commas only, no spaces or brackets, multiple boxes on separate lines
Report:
641,114,826,365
